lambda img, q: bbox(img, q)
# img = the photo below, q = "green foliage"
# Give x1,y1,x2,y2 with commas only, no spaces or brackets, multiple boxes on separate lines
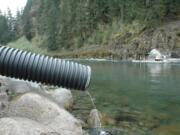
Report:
8,36,47,54
0,15,9,44
0,9,16,44
1,0,180,50
22,0,34,41
86,20,146,46
34,0,180,49
46,0,60,50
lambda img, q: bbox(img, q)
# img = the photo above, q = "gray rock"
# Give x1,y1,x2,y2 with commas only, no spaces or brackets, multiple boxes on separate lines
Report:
171,49,180,58
0,75,42,95
40,133,61,135
0,76,45,118
82,130,90,135
47,88,73,110
88,109,102,128
0,117,59,135
0,91,8,103
0,89,9,117
8,92,82,135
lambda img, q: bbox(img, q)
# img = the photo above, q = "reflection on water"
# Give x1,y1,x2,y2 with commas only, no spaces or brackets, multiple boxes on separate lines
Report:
148,64,170,91
148,64,163,76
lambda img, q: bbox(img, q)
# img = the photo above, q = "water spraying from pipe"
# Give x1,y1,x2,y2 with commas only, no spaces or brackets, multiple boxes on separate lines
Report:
86,91,112,135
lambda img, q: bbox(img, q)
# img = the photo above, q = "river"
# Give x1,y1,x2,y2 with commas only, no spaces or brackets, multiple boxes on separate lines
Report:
73,61,180,134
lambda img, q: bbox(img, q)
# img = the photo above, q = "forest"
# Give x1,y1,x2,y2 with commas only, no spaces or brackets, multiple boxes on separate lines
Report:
0,0,180,58
1,1,180,135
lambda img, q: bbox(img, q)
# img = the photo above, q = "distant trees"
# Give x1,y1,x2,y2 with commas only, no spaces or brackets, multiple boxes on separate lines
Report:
0,0,180,48
0,13,9,44
22,0,34,41
46,0,60,50
39,0,179,50
0,9,17,44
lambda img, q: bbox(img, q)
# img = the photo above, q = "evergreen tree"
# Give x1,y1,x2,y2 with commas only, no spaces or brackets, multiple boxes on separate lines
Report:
0,14,9,44
22,0,34,41
46,0,60,50
7,8,16,41
14,9,23,38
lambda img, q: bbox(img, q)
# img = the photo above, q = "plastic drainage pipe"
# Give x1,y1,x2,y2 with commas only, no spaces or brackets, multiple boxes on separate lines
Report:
0,46,91,91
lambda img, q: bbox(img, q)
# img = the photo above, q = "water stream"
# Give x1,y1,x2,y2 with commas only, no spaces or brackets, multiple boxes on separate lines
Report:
86,90,106,135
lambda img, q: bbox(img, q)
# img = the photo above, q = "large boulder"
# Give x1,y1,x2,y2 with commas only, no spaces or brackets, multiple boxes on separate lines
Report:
0,117,60,135
7,92,82,135
47,88,73,110
0,75,43,118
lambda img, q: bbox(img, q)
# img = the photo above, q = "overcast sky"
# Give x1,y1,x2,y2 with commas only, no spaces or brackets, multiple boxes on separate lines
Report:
0,0,27,16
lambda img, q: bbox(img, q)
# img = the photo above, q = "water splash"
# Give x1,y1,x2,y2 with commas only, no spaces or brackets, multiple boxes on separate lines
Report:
148,49,166,60
99,130,109,135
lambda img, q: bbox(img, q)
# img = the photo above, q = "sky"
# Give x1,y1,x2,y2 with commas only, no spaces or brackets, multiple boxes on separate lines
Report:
0,0,27,16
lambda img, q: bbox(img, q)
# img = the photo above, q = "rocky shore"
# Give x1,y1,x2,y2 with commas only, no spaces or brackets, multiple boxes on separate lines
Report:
1,75,180,135
0,75,84,135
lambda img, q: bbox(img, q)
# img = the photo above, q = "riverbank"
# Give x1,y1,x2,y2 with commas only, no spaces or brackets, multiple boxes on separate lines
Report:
7,20,180,60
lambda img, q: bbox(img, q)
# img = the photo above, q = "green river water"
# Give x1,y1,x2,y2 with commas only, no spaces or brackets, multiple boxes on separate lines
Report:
73,61,180,134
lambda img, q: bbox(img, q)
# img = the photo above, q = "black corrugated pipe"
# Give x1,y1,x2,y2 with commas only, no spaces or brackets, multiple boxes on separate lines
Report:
0,46,91,90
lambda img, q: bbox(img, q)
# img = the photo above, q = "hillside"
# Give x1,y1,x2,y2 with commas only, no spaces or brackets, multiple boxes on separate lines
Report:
1,0,180,59
8,19,180,59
